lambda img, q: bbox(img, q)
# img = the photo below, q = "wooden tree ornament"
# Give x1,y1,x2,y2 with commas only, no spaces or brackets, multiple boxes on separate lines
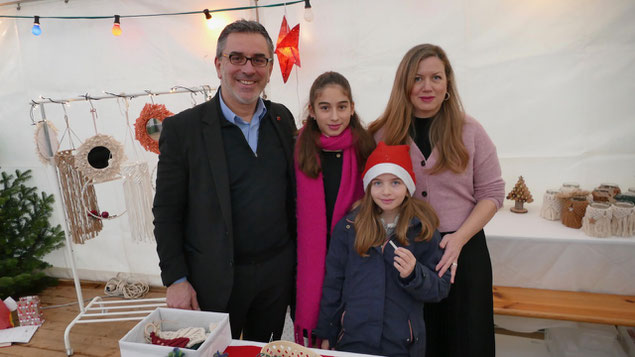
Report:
507,176,534,213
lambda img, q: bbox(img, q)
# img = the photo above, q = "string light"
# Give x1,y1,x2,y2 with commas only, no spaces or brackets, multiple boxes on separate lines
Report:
0,1,310,35
112,15,122,36
303,0,313,22
32,16,42,35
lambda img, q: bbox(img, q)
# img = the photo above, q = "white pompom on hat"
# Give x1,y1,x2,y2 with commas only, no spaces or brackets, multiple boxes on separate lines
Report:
362,141,416,195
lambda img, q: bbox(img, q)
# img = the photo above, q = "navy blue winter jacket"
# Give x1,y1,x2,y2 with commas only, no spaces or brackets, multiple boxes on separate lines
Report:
314,211,451,357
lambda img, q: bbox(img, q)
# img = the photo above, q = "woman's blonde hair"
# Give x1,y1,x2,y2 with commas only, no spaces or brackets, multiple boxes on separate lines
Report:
368,44,469,174
352,184,439,256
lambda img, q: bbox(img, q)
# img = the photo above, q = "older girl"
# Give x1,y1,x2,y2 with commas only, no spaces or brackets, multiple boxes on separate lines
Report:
294,71,375,346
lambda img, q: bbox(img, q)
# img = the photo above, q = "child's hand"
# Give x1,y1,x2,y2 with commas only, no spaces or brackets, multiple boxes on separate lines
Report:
321,340,331,350
394,247,416,278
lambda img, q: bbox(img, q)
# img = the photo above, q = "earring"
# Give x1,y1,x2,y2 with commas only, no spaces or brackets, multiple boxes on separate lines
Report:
444,92,451,101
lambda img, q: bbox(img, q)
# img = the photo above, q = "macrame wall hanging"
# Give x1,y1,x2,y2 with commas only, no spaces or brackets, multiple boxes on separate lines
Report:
134,102,173,154
53,104,103,244
55,150,103,244
34,120,59,164
119,97,155,242
74,98,127,184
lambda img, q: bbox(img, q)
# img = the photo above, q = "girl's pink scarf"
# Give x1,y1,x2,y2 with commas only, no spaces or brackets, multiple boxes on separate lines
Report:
294,128,363,345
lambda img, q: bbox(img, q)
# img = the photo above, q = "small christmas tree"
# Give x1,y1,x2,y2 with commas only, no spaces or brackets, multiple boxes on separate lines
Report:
506,176,534,213
0,169,65,298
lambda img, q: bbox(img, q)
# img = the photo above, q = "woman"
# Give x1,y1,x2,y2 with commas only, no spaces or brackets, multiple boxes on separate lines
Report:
368,44,505,357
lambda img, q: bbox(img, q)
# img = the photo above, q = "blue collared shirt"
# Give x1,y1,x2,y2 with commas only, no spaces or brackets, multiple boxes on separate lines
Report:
219,89,267,154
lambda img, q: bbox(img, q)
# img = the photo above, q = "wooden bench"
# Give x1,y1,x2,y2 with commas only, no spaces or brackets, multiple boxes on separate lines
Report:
493,286,635,327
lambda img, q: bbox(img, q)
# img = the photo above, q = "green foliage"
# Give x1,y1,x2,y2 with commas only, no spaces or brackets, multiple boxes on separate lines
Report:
0,169,65,299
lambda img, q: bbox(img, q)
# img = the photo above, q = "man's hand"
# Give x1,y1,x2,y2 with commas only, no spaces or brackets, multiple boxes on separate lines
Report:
166,280,200,310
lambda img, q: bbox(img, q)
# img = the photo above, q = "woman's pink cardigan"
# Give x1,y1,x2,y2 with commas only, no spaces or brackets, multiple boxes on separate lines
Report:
376,114,505,232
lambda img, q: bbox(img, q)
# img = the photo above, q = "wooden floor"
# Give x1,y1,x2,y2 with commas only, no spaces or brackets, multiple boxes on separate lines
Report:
1,280,167,357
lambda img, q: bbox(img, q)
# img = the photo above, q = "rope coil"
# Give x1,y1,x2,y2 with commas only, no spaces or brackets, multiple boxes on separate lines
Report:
104,274,149,299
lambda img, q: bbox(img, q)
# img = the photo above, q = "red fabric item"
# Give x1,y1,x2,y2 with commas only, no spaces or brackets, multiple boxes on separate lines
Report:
0,300,13,329
223,345,334,357
149,331,190,348
362,141,416,195
274,16,301,83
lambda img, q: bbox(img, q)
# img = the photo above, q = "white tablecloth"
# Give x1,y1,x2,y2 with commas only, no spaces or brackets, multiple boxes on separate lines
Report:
485,203,635,331
485,203,635,295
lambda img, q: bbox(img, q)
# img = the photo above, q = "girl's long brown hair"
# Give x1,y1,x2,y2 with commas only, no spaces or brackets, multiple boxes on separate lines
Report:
368,44,469,175
296,72,375,178
353,187,439,256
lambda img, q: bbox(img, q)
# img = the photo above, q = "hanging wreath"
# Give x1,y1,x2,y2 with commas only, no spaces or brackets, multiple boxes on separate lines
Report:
134,103,173,154
34,120,60,164
74,134,126,183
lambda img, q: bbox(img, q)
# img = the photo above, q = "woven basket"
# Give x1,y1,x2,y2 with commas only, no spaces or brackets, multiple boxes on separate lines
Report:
259,340,320,357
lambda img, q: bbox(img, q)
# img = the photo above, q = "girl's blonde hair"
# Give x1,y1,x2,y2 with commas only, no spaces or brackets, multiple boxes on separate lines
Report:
368,44,469,174
353,183,439,256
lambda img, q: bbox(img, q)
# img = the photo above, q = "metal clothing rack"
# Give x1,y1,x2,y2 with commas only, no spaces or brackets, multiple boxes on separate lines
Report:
30,85,215,355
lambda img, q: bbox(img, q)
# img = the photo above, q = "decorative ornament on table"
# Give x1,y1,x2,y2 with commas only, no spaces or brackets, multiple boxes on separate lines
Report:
540,189,562,220
560,182,580,195
275,15,301,83
581,202,612,238
615,190,635,206
611,201,635,237
260,340,320,357
506,176,534,213
33,120,59,164
599,183,621,197
560,196,589,229
134,103,173,154
592,187,613,203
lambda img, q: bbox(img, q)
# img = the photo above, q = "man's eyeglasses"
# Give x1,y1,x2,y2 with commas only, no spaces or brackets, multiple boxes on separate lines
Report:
222,53,272,67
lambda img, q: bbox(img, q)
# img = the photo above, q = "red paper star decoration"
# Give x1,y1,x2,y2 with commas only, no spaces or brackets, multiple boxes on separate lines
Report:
275,16,301,83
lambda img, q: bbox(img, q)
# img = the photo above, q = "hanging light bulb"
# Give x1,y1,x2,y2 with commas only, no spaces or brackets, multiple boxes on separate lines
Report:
112,15,122,36
32,16,42,36
303,0,314,22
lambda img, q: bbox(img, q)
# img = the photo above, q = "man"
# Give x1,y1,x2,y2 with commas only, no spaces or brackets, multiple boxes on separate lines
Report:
153,20,297,342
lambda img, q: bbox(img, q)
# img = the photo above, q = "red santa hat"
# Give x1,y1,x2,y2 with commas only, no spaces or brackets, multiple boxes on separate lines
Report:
362,141,416,195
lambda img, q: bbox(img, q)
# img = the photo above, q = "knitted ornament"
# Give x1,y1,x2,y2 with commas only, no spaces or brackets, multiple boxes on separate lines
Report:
611,201,635,237
362,141,415,195
582,203,612,238
540,189,561,220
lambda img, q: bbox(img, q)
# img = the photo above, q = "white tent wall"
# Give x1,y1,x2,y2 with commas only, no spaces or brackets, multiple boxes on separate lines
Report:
1,0,634,286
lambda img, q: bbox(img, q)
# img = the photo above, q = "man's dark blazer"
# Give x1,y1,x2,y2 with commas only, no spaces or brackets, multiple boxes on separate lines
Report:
153,90,297,311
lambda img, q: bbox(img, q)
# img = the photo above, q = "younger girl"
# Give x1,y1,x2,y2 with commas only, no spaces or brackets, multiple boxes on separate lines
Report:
315,142,451,357
294,71,375,345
